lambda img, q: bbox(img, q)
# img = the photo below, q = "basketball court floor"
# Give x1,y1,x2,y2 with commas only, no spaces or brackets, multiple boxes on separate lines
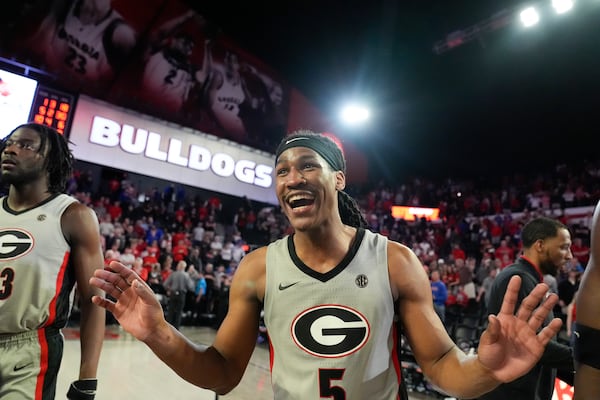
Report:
57,325,437,400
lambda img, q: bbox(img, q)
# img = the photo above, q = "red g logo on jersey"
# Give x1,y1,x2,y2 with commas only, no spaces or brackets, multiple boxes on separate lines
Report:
0,229,35,260
292,305,370,358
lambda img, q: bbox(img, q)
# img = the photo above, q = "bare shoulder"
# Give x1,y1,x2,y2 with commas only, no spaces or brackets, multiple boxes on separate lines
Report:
62,201,97,223
232,246,268,301
387,240,430,301
237,246,267,269
61,202,99,242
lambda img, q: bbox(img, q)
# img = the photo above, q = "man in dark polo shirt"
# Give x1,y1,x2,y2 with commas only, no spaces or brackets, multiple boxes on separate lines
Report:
480,217,574,400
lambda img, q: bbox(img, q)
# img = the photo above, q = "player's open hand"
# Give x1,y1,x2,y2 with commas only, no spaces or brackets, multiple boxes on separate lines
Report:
477,276,562,382
90,261,167,341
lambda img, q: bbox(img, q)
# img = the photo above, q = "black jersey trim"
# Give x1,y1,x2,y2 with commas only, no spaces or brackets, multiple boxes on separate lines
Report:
2,193,61,215
287,228,366,282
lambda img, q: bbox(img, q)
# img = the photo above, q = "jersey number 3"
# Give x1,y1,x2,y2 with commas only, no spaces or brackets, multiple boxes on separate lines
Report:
0,267,15,300
65,46,87,74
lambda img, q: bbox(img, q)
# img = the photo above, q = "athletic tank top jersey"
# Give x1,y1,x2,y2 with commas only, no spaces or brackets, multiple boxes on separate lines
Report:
142,51,194,112
0,194,78,334
48,1,122,81
211,67,245,138
264,229,401,400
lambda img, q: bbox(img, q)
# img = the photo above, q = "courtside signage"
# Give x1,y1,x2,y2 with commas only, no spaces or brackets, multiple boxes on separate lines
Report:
70,96,277,204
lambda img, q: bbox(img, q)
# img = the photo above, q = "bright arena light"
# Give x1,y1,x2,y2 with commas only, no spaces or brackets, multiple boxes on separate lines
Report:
340,104,370,125
520,7,540,27
552,0,574,14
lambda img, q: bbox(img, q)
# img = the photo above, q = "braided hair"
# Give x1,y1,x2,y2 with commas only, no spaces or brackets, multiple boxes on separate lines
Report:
1,123,74,193
275,130,368,229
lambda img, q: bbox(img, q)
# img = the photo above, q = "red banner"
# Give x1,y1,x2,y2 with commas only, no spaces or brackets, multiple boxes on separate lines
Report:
1,0,289,150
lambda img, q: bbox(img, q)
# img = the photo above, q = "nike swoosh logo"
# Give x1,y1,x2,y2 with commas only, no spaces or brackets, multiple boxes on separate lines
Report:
278,282,300,290
14,362,33,372
574,331,580,338
285,137,308,145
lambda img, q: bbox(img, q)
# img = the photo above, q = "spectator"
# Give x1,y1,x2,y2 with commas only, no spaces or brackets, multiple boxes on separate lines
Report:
163,260,194,330
172,239,189,263
430,270,448,324
119,246,136,267
558,264,581,316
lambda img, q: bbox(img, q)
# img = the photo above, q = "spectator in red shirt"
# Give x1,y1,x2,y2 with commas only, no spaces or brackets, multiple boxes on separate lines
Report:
172,239,189,263
451,242,466,261
160,255,174,282
571,237,590,266
107,200,122,222
142,249,159,273
495,239,514,265
146,240,161,259
132,258,149,282
130,237,145,258
172,231,188,249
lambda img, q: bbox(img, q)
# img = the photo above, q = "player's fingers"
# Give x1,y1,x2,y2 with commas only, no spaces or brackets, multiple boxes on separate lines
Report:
96,267,135,292
107,260,147,289
516,282,551,321
499,276,522,316
91,295,116,313
536,318,563,346
131,279,157,304
89,276,123,298
527,292,559,331
481,315,500,344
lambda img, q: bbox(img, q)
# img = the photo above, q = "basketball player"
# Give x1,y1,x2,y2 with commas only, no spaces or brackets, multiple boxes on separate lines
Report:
205,50,247,141
90,131,562,399
237,64,286,145
573,200,600,399
141,10,208,116
25,0,137,85
0,123,105,399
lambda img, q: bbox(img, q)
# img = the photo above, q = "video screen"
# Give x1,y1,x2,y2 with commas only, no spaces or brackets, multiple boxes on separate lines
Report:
0,69,38,139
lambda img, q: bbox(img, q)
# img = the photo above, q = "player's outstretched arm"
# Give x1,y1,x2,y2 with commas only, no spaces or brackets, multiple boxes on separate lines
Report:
90,249,264,394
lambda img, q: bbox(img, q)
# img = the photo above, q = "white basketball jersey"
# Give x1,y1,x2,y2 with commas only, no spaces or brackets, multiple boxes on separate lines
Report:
211,67,245,137
0,194,78,333
143,51,194,112
264,229,401,399
47,2,122,81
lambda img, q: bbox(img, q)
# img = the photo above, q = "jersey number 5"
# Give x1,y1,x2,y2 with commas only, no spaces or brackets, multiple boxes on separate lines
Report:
319,369,345,399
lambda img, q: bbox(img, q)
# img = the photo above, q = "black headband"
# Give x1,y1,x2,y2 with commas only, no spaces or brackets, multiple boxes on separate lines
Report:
275,136,344,172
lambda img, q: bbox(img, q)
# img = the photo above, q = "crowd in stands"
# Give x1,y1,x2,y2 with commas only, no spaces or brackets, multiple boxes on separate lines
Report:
60,158,599,340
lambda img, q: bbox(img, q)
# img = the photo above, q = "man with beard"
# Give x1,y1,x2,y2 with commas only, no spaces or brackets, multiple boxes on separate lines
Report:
480,217,574,400
0,123,105,399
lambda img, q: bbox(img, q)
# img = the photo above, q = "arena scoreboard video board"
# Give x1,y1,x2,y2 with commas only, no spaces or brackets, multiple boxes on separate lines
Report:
29,85,76,135
0,66,77,138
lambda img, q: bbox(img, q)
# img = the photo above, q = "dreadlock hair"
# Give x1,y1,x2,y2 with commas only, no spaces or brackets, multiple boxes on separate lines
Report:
1,123,74,193
521,217,569,248
275,130,368,229
338,190,368,229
